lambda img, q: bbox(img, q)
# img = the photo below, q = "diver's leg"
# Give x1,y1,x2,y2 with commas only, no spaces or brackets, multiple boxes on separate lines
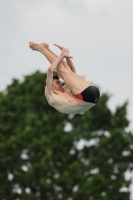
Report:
29,42,70,69
29,41,71,79
29,42,91,94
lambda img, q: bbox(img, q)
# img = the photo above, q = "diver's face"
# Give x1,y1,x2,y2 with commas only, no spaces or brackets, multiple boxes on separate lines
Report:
52,79,63,91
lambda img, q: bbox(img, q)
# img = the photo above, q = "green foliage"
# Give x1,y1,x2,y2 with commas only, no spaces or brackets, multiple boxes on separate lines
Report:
0,71,133,200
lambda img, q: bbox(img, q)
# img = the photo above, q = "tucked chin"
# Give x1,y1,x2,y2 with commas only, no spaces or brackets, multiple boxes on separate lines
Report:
59,88,63,91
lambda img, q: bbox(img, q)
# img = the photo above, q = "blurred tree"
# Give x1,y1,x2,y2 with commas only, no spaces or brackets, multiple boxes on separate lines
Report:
0,71,133,200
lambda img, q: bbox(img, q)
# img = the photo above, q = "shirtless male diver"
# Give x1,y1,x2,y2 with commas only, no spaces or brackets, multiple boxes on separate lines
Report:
29,42,100,114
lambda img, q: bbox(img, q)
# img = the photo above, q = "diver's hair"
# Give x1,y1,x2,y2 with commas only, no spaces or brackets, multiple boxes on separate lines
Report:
44,74,59,87
53,74,59,80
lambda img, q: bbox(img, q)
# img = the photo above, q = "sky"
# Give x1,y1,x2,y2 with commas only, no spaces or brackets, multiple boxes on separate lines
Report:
0,0,133,197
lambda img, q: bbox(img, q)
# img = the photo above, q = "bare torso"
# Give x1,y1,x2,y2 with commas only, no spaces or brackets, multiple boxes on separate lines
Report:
45,86,95,114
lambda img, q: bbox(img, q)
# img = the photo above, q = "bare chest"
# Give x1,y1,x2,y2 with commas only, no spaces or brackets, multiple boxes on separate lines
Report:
45,90,95,114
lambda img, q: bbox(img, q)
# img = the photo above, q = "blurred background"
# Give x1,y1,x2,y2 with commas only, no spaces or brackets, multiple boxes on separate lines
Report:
0,0,133,130
0,0,133,199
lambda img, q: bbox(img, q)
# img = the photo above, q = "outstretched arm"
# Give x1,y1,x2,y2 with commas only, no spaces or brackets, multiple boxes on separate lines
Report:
46,48,72,91
54,44,76,73
46,55,63,91
66,57,76,73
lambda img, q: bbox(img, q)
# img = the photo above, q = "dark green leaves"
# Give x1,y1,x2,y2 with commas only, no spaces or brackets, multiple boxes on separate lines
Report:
0,71,132,200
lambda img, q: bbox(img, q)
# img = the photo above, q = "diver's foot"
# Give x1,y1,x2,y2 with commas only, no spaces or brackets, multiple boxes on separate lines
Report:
29,42,49,51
